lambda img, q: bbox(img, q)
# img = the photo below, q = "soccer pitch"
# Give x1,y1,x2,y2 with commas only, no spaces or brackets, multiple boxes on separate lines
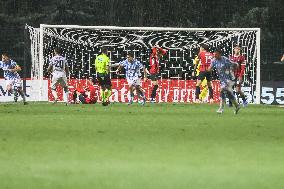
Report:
0,102,284,189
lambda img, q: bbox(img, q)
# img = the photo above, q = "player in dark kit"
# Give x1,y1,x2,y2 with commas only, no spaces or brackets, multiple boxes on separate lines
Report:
229,45,248,107
146,45,167,103
193,44,214,103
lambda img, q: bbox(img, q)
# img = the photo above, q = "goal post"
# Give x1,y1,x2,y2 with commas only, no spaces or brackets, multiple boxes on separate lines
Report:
29,24,261,103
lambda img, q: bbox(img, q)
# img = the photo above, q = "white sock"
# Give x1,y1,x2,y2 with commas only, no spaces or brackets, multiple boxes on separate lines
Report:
52,90,58,100
64,92,69,103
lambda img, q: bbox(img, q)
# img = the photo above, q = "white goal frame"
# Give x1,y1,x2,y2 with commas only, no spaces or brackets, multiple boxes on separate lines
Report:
38,24,261,103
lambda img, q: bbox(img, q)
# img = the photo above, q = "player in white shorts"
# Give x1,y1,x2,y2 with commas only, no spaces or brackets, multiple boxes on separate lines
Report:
47,47,70,105
0,52,27,104
115,52,147,105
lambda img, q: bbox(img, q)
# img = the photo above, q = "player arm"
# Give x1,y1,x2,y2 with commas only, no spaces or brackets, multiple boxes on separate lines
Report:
109,62,120,67
192,57,199,76
65,64,70,76
281,54,284,62
207,61,215,72
239,61,246,79
9,64,21,72
115,64,123,74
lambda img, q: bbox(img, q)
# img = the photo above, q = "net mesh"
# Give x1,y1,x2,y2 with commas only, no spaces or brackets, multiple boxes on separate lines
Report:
28,26,258,102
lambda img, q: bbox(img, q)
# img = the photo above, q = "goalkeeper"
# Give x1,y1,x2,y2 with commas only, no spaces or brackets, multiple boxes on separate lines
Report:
93,47,112,106
192,55,208,102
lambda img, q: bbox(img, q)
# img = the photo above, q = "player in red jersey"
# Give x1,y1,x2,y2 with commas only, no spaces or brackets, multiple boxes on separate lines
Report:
192,44,214,103
146,45,167,102
229,45,248,106
72,80,98,104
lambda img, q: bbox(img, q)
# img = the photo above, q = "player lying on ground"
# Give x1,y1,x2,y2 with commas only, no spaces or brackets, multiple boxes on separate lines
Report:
72,80,97,104
208,48,241,114
0,52,27,105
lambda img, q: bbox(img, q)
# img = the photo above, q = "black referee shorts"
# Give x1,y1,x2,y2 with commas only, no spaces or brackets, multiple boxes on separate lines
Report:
96,73,112,87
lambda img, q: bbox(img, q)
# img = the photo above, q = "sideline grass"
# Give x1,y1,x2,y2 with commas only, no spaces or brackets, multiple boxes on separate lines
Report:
1,102,284,189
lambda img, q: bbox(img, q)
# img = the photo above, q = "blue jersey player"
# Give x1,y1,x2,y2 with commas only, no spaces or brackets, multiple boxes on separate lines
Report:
115,52,147,105
208,49,240,114
0,52,27,104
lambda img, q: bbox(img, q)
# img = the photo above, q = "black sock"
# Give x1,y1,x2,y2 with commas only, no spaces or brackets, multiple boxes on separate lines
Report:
195,86,200,99
73,91,77,103
208,87,213,99
240,93,246,102
150,85,158,99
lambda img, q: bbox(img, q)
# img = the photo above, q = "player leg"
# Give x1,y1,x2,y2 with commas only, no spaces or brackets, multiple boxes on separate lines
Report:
217,88,226,114
97,74,107,105
15,83,27,105
58,76,69,105
78,93,87,104
206,71,214,103
236,82,248,107
135,79,146,105
199,79,208,102
150,74,158,103
195,72,204,103
51,76,59,103
226,81,241,114
127,78,135,105
104,74,112,104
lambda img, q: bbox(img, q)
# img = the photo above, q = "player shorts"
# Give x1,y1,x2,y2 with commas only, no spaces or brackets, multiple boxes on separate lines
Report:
220,80,235,93
96,73,112,87
149,73,159,81
197,71,212,82
6,78,22,88
235,78,243,87
127,77,141,86
51,75,68,90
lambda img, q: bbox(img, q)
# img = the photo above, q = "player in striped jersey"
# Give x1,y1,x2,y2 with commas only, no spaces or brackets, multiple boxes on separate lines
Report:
115,52,147,105
208,49,240,114
229,45,248,106
0,52,27,104
47,47,69,105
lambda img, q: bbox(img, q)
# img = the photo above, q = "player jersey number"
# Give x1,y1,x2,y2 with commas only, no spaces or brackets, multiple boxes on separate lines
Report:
55,60,64,69
205,55,213,64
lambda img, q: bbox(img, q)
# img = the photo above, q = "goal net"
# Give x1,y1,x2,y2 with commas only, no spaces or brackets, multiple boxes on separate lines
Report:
27,25,260,103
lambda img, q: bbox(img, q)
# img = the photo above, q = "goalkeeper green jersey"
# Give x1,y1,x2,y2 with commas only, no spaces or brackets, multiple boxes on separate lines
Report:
94,54,110,74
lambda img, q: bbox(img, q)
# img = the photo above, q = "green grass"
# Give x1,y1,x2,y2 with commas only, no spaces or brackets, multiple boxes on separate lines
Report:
1,102,284,189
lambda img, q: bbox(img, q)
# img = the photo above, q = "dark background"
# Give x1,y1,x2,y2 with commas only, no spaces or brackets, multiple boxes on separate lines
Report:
0,0,283,80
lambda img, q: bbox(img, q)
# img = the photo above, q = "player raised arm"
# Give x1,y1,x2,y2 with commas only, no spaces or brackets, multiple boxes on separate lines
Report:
192,55,199,77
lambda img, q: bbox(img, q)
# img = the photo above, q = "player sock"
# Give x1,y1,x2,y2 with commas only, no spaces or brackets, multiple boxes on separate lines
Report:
51,90,58,101
240,93,247,102
106,89,112,99
18,90,26,102
200,87,208,101
63,92,69,103
195,86,200,100
100,89,106,102
208,87,213,99
150,85,158,99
